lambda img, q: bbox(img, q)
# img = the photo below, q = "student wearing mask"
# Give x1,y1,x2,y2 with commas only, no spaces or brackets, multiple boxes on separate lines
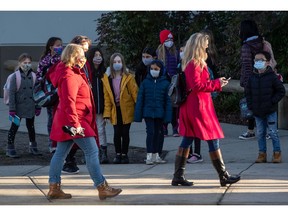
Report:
134,59,172,165
102,53,138,164
135,47,157,87
6,53,41,158
36,37,63,153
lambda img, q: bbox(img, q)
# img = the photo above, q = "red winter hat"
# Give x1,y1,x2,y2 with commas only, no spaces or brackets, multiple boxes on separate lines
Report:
159,29,173,44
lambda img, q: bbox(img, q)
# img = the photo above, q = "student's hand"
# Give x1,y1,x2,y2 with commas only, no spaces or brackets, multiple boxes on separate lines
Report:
219,77,229,87
35,108,41,116
76,127,85,137
9,111,16,117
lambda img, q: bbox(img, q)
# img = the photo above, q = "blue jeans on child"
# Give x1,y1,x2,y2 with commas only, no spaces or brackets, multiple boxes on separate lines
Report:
254,111,281,153
49,137,105,187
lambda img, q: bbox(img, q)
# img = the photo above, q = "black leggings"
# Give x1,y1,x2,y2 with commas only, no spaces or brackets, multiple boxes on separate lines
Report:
8,117,35,148
113,106,131,155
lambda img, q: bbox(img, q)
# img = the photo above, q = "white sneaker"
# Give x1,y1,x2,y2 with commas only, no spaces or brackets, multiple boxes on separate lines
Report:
154,153,166,164
146,153,154,165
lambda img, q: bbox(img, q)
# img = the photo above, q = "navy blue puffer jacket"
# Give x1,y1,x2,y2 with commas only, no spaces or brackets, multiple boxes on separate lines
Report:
134,70,172,123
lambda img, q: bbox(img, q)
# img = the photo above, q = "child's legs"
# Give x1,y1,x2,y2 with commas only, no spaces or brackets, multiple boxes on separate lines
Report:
267,112,281,152
255,116,267,153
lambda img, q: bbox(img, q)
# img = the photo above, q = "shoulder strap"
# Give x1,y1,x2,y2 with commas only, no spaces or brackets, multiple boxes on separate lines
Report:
15,71,21,92
31,72,36,85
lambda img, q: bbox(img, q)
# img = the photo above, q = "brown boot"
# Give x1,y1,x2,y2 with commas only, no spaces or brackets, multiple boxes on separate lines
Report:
272,152,281,163
255,152,267,163
97,180,122,200
47,183,72,199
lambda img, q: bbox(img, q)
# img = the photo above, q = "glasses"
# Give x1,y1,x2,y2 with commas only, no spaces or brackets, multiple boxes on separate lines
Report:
254,59,267,62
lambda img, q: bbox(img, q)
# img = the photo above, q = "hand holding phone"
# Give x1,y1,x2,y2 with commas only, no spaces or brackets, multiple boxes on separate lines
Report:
224,77,231,81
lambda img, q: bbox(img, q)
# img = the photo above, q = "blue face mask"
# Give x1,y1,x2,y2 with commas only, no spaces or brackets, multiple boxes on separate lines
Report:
113,63,122,71
254,61,266,70
54,47,63,56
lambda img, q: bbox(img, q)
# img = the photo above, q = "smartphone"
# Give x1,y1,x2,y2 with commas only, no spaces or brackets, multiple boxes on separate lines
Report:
225,77,231,81
9,115,20,126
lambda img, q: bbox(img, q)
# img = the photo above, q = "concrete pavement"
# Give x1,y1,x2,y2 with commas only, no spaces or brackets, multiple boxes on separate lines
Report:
1,97,288,208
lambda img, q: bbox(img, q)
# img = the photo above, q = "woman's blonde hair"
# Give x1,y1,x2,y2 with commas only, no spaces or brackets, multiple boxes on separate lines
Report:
61,44,83,67
109,53,129,78
182,33,209,71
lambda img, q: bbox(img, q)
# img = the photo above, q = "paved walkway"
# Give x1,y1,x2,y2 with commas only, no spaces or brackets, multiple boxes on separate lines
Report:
1,98,288,212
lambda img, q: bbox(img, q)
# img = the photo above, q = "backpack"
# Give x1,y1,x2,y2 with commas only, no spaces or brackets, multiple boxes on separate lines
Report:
33,63,58,107
263,39,277,70
3,70,36,105
168,68,191,106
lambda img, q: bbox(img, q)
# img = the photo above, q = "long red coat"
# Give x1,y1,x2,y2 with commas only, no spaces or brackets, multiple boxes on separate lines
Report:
49,62,99,146
179,60,224,140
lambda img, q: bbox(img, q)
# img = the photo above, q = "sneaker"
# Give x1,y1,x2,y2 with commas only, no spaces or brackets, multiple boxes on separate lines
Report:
154,153,166,164
62,163,79,174
187,153,203,164
121,154,129,164
172,128,179,137
238,131,255,140
113,154,122,164
6,149,20,158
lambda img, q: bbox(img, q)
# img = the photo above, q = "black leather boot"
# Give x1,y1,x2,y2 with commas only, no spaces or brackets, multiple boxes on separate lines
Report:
209,149,240,186
171,147,193,186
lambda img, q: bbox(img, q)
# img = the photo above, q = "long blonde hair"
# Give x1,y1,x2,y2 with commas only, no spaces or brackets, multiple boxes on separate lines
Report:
182,33,209,71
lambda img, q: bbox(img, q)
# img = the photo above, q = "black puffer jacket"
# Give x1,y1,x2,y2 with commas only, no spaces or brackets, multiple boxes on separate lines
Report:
246,66,285,118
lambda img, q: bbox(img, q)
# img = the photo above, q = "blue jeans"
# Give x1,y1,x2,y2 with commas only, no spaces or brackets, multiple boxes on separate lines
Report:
180,137,220,152
144,118,164,153
255,112,281,153
49,137,105,187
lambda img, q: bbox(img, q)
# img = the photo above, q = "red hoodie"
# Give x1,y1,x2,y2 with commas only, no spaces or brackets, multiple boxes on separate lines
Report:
48,61,99,146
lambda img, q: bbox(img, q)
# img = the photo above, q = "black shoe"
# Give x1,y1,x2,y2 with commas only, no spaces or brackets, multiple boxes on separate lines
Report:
113,155,121,164
6,149,20,158
121,154,129,164
62,163,79,174
171,177,193,186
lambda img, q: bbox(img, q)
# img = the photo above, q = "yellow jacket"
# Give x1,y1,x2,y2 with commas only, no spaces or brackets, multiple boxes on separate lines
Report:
102,73,138,125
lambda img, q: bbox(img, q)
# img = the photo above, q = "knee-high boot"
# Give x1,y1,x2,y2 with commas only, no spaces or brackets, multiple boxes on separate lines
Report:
209,149,240,186
171,147,193,186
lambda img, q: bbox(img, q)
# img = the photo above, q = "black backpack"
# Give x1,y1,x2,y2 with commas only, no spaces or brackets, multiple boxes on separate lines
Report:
168,69,191,106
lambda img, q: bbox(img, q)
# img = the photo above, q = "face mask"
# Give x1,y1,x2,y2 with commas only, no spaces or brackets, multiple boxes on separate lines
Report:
54,47,63,56
150,69,160,78
180,51,184,60
113,63,122,71
254,61,266,70
164,41,174,48
142,57,153,66
21,63,32,72
93,56,102,65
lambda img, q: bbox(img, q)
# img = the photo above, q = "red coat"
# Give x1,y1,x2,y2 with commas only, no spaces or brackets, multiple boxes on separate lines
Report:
179,60,224,140
49,62,99,146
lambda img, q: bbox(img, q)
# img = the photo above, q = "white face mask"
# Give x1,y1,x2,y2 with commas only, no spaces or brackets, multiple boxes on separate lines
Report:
21,63,32,72
150,69,160,78
164,41,174,48
142,57,153,66
93,56,103,65
180,51,184,60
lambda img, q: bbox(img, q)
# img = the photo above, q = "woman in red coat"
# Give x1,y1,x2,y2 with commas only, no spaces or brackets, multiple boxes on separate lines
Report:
171,33,241,187
47,44,122,201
